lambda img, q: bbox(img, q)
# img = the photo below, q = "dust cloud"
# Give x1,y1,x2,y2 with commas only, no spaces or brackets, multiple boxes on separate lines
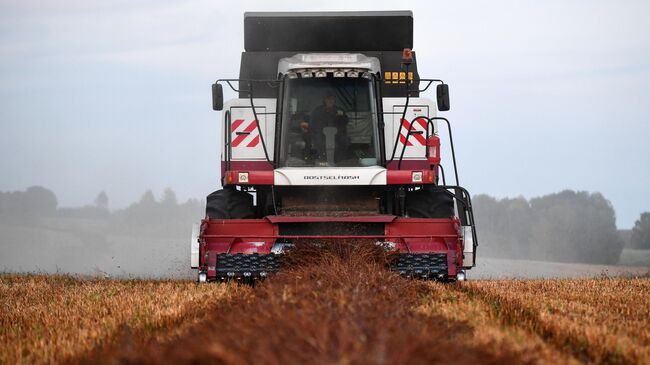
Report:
0,186,647,280
0,187,198,279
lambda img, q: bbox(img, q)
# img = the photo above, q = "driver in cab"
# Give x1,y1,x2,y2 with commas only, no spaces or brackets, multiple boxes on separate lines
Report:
308,93,350,164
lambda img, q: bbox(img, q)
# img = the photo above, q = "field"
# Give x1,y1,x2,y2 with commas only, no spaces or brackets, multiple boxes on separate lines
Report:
1,244,649,365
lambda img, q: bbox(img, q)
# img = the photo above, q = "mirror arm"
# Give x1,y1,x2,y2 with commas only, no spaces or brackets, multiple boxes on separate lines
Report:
417,79,444,93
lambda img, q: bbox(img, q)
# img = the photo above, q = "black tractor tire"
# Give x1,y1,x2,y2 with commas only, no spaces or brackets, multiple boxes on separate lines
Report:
205,188,255,219
405,186,455,218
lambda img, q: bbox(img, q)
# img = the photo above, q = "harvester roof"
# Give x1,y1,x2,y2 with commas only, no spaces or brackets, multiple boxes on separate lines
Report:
238,11,419,98
243,11,413,52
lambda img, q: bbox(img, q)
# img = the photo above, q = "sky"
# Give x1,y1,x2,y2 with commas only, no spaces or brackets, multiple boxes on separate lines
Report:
0,0,648,228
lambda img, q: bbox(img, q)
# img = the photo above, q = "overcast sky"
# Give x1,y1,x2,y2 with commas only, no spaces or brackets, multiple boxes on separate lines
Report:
0,0,648,228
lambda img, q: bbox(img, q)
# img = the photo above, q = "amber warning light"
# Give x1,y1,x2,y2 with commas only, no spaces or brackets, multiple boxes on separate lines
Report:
402,48,413,61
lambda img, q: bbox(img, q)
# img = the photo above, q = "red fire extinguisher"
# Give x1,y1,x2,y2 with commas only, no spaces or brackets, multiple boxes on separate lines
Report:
427,134,440,165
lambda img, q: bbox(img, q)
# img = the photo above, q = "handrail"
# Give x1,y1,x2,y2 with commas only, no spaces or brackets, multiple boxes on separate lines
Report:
216,77,458,181
397,115,432,170
377,78,444,93
438,164,446,185
215,78,281,167
247,81,272,164
391,115,459,186
388,64,412,162
225,110,231,172
430,117,459,186
217,78,282,94
436,184,478,266
385,78,446,165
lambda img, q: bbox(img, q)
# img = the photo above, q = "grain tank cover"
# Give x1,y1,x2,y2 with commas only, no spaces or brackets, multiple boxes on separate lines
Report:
244,11,413,52
239,11,419,98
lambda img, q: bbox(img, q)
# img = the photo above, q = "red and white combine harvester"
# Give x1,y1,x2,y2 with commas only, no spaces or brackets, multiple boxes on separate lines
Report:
191,11,478,282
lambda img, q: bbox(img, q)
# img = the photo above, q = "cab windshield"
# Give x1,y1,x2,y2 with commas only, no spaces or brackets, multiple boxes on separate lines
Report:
279,77,380,167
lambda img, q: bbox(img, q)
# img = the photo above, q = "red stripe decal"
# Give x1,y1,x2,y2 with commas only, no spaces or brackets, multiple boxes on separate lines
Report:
415,117,428,130
399,133,413,146
400,119,426,145
231,120,258,147
246,135,260,147
230,119,244,133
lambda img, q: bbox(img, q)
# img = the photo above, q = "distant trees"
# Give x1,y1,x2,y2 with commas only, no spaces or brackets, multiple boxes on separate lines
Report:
0,185,634,264
630,212,650,249
531,191,623,264
161,188,177,206
25,186,58,214
0,187,203,239
0,186,57,222
95,191,109,210
472,195,532,259
58,191,109,219
108,188,202,238
474,190,625,264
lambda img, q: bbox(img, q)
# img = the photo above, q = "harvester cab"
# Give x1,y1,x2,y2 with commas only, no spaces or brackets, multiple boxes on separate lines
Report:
192,11,478,283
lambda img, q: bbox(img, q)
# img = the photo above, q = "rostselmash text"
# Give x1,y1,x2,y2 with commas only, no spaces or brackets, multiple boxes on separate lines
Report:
303,175,361,181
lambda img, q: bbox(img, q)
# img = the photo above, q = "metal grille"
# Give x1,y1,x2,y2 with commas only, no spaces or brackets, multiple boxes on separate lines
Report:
278,222,384,236
215,252,448,280
216,253,281,279
390,253,448,278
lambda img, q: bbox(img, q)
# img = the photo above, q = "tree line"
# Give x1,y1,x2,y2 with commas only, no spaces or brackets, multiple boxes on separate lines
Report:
1,187,648,264
0,187,203,239
472,190,638,264
630,212,650,249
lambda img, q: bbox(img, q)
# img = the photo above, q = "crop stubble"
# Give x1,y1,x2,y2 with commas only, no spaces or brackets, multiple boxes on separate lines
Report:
92,242,551,365
462,279,650,364
1,244,648,365
0,275,245,365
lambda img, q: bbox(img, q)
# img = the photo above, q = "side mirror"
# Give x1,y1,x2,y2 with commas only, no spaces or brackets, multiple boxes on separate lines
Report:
212,83,223,111
436,84,450,111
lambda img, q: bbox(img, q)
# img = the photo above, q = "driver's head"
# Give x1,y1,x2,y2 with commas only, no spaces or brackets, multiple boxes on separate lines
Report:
323,94,336,109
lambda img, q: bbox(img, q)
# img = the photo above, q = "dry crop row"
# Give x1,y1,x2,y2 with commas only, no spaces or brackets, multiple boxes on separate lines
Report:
1,249,648,365
417,282,580,364
461,279,650,364
0,274,246,365
90,243,548,365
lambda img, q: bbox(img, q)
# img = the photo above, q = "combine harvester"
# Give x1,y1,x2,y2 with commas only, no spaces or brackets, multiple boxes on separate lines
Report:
191,11,478,282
